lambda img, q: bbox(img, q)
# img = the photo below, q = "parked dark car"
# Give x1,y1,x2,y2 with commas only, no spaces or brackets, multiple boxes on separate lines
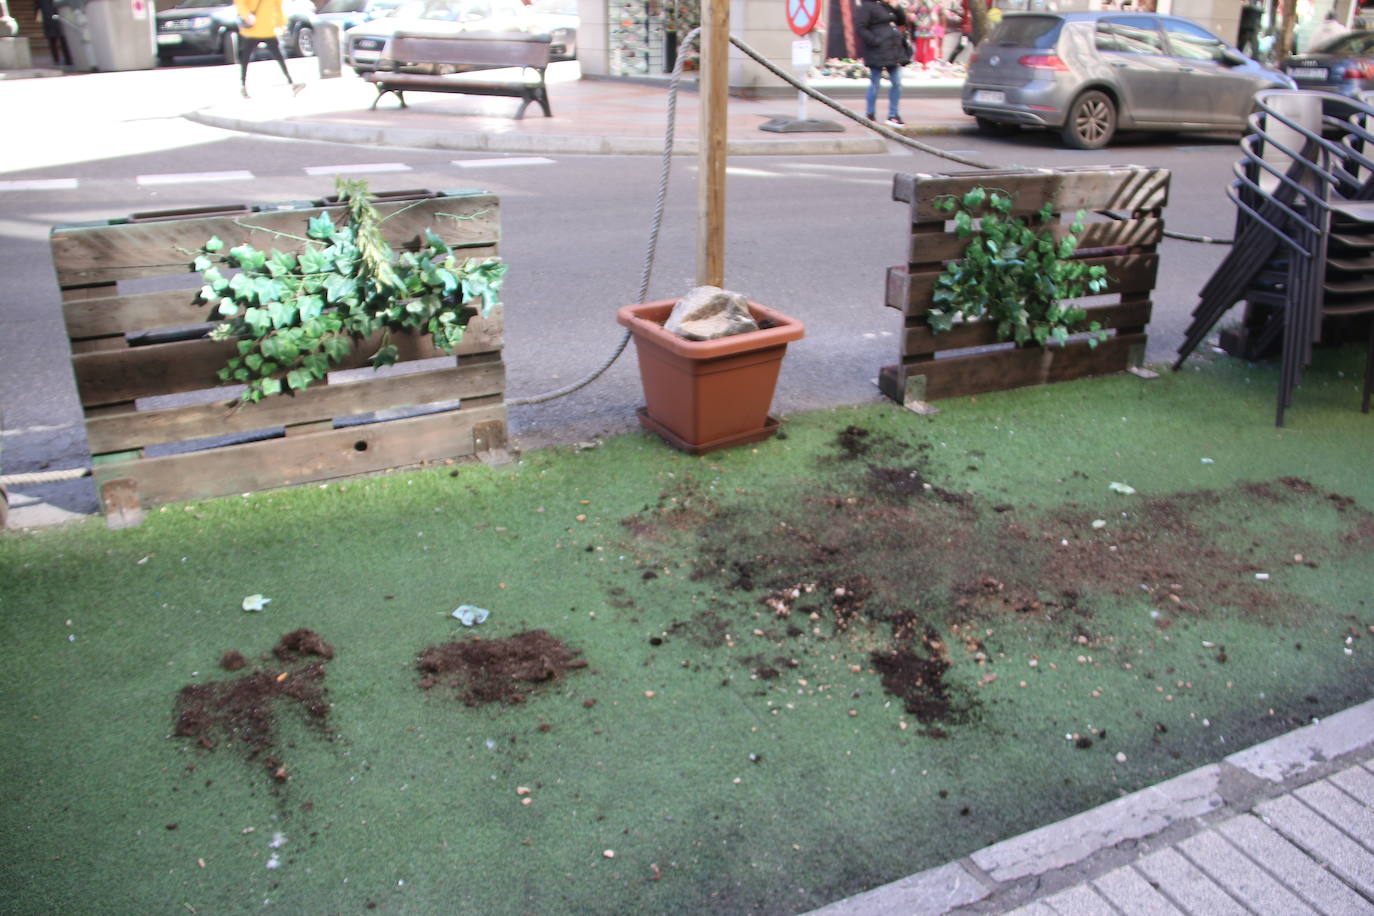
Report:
962,11,1294,149
1283,30,1374,97
291,0,404,57
156,0,315,65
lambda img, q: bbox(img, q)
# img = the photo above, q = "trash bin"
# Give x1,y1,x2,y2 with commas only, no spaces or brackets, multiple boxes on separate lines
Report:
56,0,154,71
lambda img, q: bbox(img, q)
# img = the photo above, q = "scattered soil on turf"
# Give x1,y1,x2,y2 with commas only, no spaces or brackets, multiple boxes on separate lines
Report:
173,630,336,784
622,424,1374,732
417,629,588,705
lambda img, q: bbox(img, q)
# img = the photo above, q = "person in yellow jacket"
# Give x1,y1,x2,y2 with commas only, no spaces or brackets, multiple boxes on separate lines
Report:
234,0,302,98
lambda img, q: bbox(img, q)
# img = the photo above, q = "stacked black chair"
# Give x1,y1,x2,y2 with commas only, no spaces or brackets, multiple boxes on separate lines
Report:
1175,89,1374,425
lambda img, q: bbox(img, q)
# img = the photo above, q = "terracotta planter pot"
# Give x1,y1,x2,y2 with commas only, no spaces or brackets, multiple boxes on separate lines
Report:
616,299,805,454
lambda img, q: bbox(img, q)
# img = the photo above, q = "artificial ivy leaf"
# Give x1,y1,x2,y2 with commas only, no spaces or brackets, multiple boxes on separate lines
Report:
322,334,352,363
303,353,331,378
229,271,257,301
325,273,358,304
286,368,314,391
259,377,282,397
193,255,212,272
204,236,225,253
962,187,986,209
236,339,255,356
245,353,263,371
370,343,399,367
243,307,271,336
267,300,296,330
307,213,336,241
230,245,267,271
217,299,239,317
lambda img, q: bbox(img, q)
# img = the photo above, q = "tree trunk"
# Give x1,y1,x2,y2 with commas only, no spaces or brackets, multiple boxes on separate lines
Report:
969,0,989,46
1278,0,1295,63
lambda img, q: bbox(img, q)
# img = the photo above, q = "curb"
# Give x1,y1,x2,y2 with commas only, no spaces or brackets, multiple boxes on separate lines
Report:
808,698,1374,914
183,108,898,156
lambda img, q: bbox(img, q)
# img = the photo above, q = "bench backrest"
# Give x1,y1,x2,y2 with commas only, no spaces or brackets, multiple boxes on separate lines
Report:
388,32,552,70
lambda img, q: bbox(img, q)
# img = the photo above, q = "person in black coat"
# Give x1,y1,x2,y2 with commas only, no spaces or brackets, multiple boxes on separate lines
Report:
856,0,910,125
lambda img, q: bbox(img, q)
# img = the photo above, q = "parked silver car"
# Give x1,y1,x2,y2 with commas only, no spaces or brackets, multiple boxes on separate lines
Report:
962,11,1294,149
342,0,548,74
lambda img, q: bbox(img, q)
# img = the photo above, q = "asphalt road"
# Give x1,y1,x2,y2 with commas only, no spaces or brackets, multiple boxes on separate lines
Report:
0,61,1245,521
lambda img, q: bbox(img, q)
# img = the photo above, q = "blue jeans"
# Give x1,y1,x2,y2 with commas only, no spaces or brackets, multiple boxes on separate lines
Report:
866,64,902,119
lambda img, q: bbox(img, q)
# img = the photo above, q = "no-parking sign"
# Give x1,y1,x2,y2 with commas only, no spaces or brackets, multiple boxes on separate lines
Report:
786,0,821,36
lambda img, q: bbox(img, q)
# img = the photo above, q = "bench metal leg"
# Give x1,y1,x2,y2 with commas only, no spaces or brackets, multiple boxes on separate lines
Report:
370,86,407,110
513,88,551,120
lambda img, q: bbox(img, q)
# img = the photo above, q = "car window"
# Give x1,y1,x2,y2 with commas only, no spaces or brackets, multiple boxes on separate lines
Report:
1162,18,1229,62
321,0,369,12
1095,16,1167,55
175,0,228,9
1312,31,1374,54
988,15,1062,49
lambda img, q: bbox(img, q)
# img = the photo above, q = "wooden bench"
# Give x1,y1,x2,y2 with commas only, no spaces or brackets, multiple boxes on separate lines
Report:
365,32,553,119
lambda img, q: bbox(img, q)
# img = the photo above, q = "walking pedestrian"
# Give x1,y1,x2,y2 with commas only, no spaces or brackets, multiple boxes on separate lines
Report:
234,0,302,98
35,0,72,66
856,0,910,126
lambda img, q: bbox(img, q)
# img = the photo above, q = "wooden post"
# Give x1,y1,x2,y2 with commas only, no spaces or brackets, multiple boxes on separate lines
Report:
697,0,729,288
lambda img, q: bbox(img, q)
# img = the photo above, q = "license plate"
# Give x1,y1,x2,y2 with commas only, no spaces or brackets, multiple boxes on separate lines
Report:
972,90,1006,104
1289,67,1328,79
156,33,182,44
351,48,380,61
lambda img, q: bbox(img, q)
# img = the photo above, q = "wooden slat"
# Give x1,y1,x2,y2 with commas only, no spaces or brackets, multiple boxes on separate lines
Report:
886,254,1160,316
49,193,501,287
72,309,504,407
893,166,1171,223
900,300,1153,356
85,360,506,453
60,244,499,339
92,402,506,509
906,217,1164,264
879,333,1145,402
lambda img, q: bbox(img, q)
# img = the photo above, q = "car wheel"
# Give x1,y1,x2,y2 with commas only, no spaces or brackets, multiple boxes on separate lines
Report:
157,49,174,66
295,25,316,57
1061,90,1115,150
222,30,238,64
975,116,1018,137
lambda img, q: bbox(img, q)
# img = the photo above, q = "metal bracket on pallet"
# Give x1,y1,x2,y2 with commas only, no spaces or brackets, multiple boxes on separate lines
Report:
473,420,513,466
902,375,941,416
100,478,145,530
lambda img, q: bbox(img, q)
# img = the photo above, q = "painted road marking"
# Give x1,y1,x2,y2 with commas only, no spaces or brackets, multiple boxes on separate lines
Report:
0,178,79,192
304,162,412,176
453,157,555,168
137,170,255,186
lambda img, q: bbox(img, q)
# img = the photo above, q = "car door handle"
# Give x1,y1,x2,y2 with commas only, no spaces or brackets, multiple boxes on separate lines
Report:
1109,60,1127,67
1178,66,1195,72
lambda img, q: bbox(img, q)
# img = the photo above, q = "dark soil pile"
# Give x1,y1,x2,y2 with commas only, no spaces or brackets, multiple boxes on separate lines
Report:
173,630,336,783
623,424,1374,731
417,629,587,705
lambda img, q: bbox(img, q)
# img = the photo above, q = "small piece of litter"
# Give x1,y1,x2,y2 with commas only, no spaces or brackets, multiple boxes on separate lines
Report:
1201,457,1215,464
516,786,532,796
266,854,281,870
241,594,271,612
1115,752,1127,763
268,833,287,849
1108,482,1136,495
451,605,490,626
1091,519,1107,529
1255,573,1270,580
602,850,615,859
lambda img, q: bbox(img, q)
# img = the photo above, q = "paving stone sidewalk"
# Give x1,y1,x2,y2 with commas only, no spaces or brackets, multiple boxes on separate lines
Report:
813,700,1374,915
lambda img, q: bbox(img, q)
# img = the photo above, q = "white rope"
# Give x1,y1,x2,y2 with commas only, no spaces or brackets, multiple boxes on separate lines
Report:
0,467,91,485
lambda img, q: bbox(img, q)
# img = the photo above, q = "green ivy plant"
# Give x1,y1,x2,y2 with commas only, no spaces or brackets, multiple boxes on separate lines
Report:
929,187,1109,349
191,178,507,403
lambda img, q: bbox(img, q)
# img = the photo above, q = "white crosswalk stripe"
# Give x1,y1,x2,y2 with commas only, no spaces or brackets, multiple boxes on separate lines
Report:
0,178,79,192
304,162,412,176
136,170,255,186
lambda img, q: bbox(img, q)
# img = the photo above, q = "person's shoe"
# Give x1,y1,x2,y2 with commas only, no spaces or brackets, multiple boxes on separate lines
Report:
240,86,249,98
865,112,876,121
291,82,305,95
886,115,905,127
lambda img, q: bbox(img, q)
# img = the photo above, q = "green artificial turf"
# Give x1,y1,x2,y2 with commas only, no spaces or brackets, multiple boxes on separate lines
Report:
2,346,1373,915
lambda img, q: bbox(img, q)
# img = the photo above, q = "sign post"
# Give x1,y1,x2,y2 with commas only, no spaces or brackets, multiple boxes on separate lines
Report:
761,0,843,133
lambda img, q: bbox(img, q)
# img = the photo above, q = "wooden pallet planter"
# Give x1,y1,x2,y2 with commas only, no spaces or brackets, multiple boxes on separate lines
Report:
50,190,507,524
878,165,1171,406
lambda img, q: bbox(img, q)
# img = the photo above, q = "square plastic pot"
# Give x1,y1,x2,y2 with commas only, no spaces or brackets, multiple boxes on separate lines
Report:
616,299,805,454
